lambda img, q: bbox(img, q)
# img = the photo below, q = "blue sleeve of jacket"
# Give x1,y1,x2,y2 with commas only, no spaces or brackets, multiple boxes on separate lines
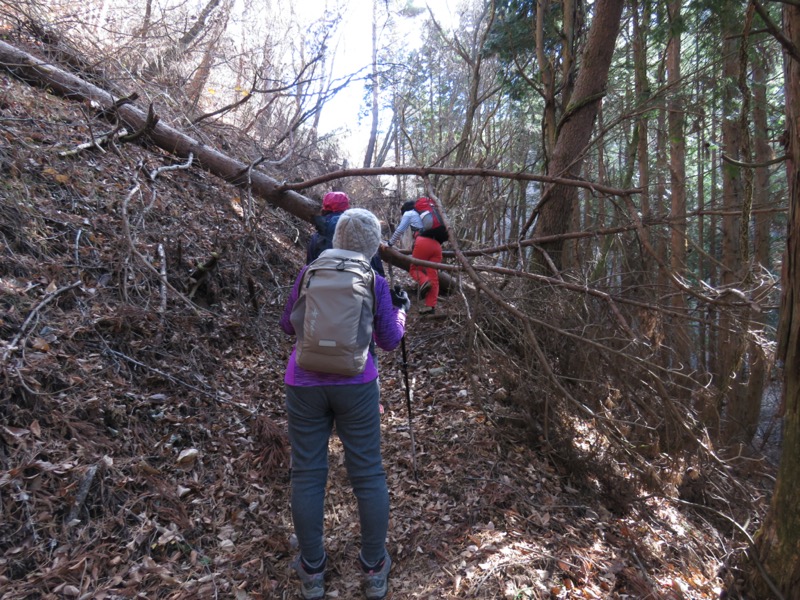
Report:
388,211,413,246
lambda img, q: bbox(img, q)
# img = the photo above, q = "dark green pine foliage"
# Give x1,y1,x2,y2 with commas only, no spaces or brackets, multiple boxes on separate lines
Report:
483,0,560,101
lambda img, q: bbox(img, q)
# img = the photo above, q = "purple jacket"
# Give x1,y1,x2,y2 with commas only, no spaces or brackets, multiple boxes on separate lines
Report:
280,266,406,386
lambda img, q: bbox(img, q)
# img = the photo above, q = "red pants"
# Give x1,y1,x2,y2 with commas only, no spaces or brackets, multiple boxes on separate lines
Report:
410,236,442,308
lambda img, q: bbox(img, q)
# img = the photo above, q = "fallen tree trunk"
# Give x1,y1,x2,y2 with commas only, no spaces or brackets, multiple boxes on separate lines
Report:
0,40,317,220
0,40,456,290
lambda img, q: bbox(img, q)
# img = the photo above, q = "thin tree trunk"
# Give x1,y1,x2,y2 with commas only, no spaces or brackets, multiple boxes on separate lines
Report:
667,0,691,369
753,51,773,271
708,110,720,403
363,0,380,168
633,0,652,292
536,0,557,167
137,0,153,39
696,80,707,371
741,44,773,447
560,0,577,110
655,82,669,300
453,3,495,169
143,0,224,78
186,11,229,111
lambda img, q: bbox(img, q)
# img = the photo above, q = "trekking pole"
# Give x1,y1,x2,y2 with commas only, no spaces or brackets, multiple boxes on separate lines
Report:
389,255,418,481
399,334,419,482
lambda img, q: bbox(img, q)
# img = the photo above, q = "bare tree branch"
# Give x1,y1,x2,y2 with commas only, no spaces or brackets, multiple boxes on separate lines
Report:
276,166,641,197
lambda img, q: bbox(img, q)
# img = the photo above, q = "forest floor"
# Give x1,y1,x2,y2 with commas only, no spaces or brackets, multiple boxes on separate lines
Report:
0,48,780,600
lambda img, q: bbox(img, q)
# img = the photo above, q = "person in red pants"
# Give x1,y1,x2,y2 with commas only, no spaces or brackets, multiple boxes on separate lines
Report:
411,235,442,314
387,199,448,315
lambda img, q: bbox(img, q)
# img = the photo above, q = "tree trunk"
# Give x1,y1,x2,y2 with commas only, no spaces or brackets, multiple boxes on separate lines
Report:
696,88,707,371
633,0,652,292
137,0,153,39
363,0,380,168
655,77,670,306
753,51,773,271
532,0,625,270
716,12,746,429
708,108,720,383
186,12,229,111
143,0,224,79
722,5,761,446
559,0,577,111
754,4,800,597
740,44,773,447
667,0,691,369
0,40,454,290
536,0,557,167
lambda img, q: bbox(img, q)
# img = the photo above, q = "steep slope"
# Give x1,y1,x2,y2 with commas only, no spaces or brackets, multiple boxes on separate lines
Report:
0,43,767,600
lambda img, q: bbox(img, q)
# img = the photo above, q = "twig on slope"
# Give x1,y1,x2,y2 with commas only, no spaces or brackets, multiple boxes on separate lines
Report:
1,279,82,365
97,337,257,417
669,496,785,600
119,184,203,316
66,464,99,526
156,242,168,342
149,152,193,181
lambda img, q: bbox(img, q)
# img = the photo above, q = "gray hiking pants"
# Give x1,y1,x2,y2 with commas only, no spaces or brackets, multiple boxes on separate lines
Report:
285,381,389,566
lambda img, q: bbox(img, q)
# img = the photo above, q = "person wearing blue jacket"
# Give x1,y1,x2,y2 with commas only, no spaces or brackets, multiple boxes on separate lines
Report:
307,191,385,277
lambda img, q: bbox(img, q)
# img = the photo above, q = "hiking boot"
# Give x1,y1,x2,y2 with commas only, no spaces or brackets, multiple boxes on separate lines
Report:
418,280,431,299
291,554,326,600
360,552,391,599
418,305,435,315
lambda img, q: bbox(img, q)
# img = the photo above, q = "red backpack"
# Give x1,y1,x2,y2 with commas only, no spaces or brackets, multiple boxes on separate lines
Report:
414,197,449,242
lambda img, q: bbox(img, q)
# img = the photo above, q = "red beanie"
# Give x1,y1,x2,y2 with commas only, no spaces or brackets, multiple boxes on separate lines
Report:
322,191,350,212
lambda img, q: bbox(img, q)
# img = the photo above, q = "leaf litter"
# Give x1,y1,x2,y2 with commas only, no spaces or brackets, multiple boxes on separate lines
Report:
0,68,771,600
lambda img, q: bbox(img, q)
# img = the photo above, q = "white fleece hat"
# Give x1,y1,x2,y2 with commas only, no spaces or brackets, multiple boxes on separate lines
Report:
332,208,381,258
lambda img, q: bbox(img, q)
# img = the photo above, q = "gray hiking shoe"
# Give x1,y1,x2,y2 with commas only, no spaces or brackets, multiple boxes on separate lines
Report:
291,554,326,599
360,552,391,599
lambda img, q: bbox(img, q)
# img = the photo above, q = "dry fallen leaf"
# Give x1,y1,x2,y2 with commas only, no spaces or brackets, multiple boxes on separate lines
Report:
30,337,51,351
176,448,200,469
42,167,70,185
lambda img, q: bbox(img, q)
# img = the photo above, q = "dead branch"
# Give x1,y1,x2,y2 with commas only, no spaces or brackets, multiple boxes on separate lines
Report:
752,0,800,64
419,183,605,428
66,464,98,526
3,39,753,303
433,205,786,260
119,102,159,143
57,125,124,157
277,165,641,198
619,195,761,310
0,40,319,222
668,495,785,600
120,185,202,316
97,338,256,417
157,243,167,316
1,279,82,365
150,152,194,181
721,152,788,168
